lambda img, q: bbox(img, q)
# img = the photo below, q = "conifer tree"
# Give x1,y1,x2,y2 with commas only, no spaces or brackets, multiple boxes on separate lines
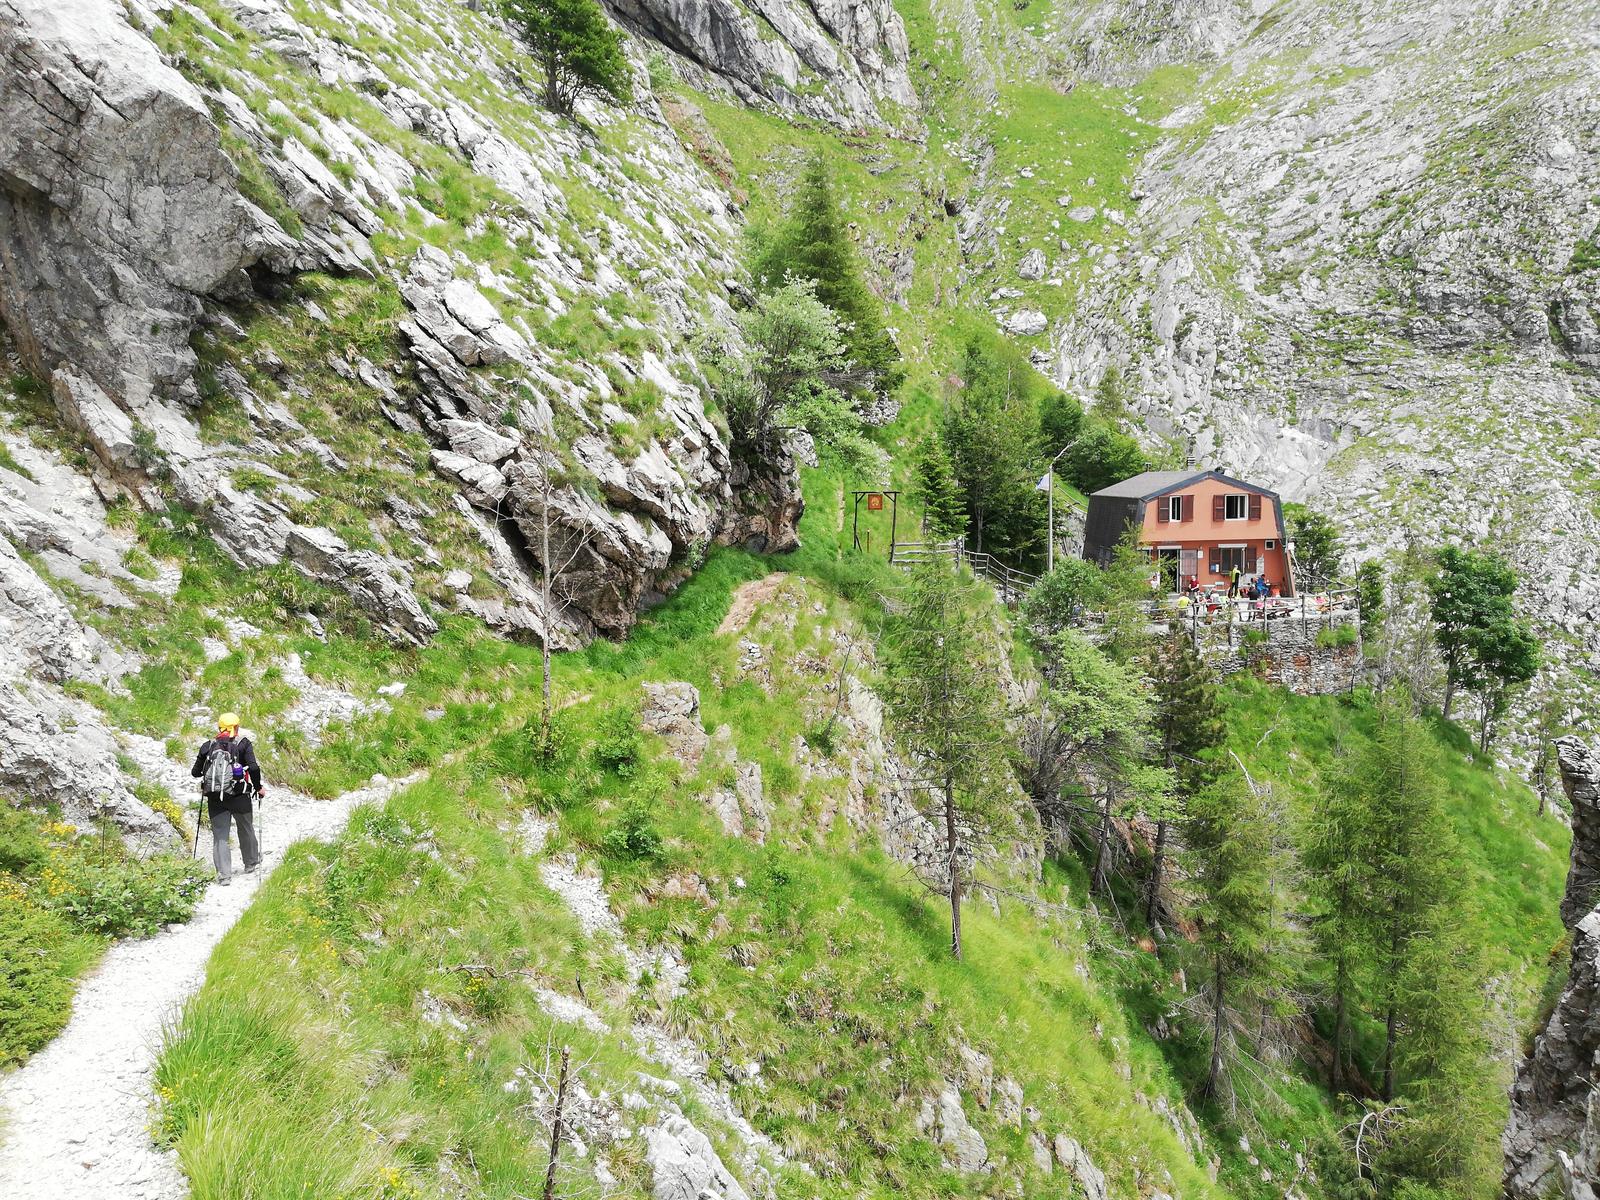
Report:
940,334,1045,559
1304,737,1379,1095
1144,635,1225,930
1185,770,1279,1100
881,556,1015,959
752,156,902,395
911,436,967,540
1350,697,1461,1100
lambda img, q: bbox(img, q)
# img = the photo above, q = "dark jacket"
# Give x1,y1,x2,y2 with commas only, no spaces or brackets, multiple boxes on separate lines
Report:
191,734,262,815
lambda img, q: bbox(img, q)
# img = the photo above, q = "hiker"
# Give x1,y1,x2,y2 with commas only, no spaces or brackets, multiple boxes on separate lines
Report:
1254,575,1270,600
190,712,264,885
1229,564,1242,597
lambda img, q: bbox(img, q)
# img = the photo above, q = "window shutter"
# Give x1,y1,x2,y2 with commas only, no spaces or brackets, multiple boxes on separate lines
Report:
1181,495,1194,522
1249,493,1263,520
1212,495,1226,521
1156,499,1169,524
1246,548,1258,572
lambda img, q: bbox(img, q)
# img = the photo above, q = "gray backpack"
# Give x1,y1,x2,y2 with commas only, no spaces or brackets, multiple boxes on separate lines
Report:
201,740,236,795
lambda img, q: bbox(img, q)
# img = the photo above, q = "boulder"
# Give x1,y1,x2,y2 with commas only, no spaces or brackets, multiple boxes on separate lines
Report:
1052,1135,1108,1200
1018,248,1048,280
1004,310,1049,337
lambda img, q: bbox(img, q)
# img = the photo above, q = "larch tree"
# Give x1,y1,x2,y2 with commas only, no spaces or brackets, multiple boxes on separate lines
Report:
1356,698,1462,1101
880,555,1016,960
1185,769,1280,1102
499,0,633,116
1304,735,1380,1095
1285,505,1344,592
1144,634,1225,931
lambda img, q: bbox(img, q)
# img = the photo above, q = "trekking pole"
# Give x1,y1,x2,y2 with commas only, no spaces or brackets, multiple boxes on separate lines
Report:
255,786,264,858
191,793,204,859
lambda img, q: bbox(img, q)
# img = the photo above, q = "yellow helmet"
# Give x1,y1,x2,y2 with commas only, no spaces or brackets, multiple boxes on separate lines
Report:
218,712,240,732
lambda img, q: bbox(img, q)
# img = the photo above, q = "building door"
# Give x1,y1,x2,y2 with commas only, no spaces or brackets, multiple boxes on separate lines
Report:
1179,549,1201,586
1155,548,1180,592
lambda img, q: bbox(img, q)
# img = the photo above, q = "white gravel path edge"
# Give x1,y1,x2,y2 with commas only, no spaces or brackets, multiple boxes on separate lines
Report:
0,771,422,1200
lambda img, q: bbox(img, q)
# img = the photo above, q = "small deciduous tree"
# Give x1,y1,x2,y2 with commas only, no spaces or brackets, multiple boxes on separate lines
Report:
1059,424,1150,496
1425,546,1518,722
499,0,633,116
881,555,1017,959
1355,559,1386,639
1286,505,1344,591
1020,558,1104,640
1466,616,1539,754
703,279,885,480
1017,629,1157,895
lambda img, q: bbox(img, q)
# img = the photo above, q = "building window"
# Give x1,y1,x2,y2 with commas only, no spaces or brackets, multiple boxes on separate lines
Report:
1265,539,1277,549
1224,493,1248,520
1217,546,1253,575
1167,496,1184,522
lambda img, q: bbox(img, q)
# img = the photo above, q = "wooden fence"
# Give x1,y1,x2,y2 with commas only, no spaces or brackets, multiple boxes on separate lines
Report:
892,541,1041,606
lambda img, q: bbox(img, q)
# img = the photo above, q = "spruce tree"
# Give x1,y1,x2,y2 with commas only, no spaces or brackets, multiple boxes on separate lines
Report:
880,555,1015,959
911,436,967,541
1144,635,1225,930
753,156,902,395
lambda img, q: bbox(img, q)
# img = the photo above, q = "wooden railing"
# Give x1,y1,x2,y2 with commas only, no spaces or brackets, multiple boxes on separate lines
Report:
892,541,1042,606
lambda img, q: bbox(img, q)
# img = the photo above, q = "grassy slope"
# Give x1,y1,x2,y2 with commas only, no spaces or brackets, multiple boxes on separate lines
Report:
155,471,1229,1200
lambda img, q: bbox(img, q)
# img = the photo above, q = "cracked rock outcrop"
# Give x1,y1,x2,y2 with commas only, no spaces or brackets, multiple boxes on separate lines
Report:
1505,737,1600,1200
605,0,915,131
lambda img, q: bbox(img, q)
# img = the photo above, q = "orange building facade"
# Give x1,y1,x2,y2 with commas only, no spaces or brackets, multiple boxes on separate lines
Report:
1081,470,1295,596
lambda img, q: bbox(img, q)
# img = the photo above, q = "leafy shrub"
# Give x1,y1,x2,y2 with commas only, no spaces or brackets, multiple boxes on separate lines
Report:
38,854,209,937
0,893,99,1065
591,707,641,776
1021,559,1105,639
600,794,663,862
1241,627,1267,649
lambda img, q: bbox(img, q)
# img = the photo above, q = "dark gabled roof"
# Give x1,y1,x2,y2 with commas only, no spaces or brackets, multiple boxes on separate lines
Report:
1089,470,1202,499
1089,469,1282,503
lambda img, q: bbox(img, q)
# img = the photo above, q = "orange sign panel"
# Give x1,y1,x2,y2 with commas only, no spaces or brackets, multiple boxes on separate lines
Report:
866,492,884,511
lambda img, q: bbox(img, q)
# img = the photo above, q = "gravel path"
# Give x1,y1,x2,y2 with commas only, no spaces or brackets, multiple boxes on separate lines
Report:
0,772,420,1200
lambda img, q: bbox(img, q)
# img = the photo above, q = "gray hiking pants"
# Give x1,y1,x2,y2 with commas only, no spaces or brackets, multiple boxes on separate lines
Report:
211,807,259,881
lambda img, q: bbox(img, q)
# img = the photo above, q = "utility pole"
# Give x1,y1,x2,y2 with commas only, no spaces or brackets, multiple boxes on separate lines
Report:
1042,439,1078,573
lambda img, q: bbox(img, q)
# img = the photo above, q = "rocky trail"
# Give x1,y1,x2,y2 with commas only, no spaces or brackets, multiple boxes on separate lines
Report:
0,771,419,1200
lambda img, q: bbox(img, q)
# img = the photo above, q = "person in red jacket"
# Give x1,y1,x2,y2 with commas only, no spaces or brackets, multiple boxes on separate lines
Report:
190,712,264,885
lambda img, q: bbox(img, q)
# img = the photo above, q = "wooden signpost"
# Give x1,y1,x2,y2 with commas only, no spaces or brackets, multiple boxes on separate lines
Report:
852,489,900,558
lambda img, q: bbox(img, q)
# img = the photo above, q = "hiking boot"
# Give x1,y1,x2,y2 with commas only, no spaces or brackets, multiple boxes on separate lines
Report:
244,861,260,874
216,876,232,887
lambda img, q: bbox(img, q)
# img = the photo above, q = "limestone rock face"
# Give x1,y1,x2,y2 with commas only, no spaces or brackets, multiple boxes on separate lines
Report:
0,0,802,650
644,1114,749,1200
1505,737,1600,1199
605,0,915,130
641,681,709,769
916,1084,989,1173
